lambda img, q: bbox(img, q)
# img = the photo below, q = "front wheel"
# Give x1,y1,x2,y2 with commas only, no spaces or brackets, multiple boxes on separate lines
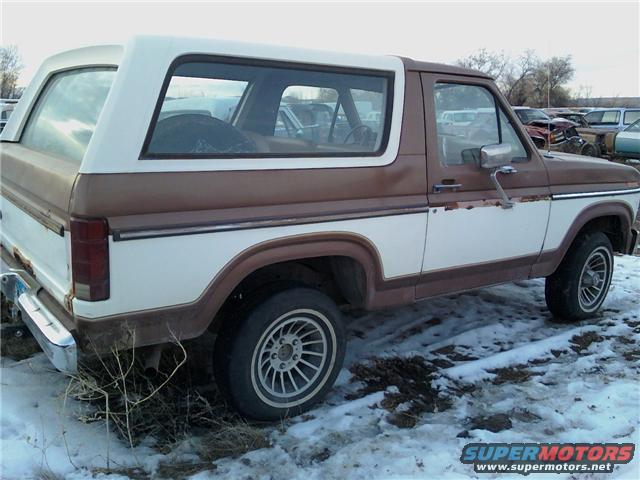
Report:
545,231,614,321
214,287,346,420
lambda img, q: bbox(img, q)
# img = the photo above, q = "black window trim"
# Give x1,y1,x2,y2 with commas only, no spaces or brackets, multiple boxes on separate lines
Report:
139,54,395,160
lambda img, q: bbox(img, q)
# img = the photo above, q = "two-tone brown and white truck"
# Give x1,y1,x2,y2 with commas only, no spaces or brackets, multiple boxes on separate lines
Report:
1,36,639,420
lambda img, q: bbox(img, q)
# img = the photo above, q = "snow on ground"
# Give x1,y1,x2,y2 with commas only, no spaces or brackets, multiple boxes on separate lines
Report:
1,255,639,480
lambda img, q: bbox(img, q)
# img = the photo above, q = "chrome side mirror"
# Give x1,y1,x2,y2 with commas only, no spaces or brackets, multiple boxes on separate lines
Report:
480,144,517,209
480,144,512,169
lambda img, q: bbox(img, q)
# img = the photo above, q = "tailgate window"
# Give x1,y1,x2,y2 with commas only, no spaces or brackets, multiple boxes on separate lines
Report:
21,68,116,163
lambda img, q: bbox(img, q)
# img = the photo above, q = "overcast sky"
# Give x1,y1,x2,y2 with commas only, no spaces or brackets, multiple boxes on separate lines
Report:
2,1,639,98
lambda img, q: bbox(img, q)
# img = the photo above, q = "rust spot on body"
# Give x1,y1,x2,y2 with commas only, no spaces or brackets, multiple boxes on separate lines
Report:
64,292,75,313
520,195,550,203
12,247,34,277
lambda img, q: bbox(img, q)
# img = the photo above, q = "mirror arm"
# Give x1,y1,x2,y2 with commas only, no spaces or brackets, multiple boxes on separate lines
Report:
490,165,518,209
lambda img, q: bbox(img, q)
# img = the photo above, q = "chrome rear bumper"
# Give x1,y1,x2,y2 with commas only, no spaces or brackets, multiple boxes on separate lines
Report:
0,255,77,373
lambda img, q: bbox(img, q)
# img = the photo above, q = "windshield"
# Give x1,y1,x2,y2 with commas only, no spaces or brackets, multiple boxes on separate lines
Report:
624,119,640,133
514,108,550,124
21,68,116,163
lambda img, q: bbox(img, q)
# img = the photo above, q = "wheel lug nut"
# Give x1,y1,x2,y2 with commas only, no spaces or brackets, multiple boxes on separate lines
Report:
279,338,285,344
293,354,298,360
279,363,285,369
292,339,298,345
271,353,277,359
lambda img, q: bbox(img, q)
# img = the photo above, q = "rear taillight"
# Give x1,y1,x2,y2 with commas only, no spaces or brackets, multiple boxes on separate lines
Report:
70,218,110,301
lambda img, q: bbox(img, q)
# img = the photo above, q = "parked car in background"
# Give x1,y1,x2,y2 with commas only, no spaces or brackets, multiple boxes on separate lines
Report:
512,106,551,125
552,111,589,127
574,107,597,114
512,106,598,157
614,119,640,160
437,109,477,126
159,96,241,123
549,111,617,158
583,108,640,132
543,107,574,117
0,100,18,133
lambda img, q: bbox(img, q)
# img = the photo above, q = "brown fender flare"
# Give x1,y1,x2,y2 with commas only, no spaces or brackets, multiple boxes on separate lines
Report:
531,200,634,278
76,232,406,351
203,232,383,314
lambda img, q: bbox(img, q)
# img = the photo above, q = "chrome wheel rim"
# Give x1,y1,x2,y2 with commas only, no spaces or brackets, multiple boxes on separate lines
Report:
252,309,331,404
578,247,611,312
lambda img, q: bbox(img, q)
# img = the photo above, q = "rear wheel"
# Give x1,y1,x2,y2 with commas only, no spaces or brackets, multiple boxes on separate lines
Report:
545,231,613,321
214,287,346,420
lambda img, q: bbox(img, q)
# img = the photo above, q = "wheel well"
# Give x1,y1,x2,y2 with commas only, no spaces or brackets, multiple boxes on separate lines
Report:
575,215,625,252
214,256,367,327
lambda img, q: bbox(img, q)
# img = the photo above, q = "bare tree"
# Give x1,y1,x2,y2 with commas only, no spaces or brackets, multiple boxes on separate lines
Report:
456,48,510,85
0,45,23,99
572,85,593,106
529,55,574,107
502,50,537,105
456,49,579,108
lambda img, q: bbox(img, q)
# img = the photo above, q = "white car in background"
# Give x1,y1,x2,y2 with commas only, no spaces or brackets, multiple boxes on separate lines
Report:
583,108,640,132
0,100,18,133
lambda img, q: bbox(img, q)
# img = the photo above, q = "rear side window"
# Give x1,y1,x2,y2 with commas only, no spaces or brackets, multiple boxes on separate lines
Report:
143,58,392,158
21,68,116,163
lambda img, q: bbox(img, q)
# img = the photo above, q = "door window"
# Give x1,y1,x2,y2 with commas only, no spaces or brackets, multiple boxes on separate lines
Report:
433,83,527,166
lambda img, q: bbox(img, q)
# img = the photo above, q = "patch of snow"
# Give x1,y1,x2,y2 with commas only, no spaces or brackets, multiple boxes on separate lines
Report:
1,255,639,479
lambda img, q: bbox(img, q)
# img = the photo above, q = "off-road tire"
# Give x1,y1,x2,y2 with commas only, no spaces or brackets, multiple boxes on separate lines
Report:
214,287,346,420
545,231,613,321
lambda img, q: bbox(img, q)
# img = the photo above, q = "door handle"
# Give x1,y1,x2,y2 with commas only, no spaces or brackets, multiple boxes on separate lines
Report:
433,183,462,193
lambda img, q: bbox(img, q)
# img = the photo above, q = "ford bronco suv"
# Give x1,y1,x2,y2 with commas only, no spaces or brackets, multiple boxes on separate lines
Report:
1,36,639,420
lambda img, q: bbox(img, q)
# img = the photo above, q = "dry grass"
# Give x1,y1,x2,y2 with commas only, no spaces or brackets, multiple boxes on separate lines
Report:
65,337,269,475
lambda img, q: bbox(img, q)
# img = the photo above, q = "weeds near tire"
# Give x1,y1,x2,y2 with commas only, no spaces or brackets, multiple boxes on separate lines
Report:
65,335,268,472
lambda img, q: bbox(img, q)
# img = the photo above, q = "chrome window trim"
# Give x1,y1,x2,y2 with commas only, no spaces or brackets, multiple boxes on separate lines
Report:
551,187,640,200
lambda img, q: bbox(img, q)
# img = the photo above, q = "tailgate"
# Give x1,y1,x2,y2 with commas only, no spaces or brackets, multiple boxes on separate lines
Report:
1,143,78,309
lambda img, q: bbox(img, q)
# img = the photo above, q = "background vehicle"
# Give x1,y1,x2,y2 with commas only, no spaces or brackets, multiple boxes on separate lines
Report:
583,108,640,131
613,119,640,159
552,111,589,127
512,106,597,156
574,107,597,114
437,110,477,126
0,100,18,133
